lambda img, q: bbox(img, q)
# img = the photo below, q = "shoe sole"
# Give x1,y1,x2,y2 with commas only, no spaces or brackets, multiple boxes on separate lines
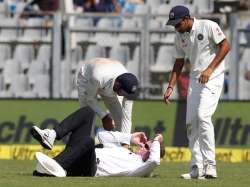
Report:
205,175,217,179
181,176,206,180
30,127,52,150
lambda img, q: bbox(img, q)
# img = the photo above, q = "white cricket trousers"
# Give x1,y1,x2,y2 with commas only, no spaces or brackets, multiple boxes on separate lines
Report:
186,74,224,168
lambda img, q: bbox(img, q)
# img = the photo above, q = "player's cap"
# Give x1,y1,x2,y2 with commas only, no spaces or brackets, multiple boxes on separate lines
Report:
116,73,139,99
166,5,190,26
34,152,66,177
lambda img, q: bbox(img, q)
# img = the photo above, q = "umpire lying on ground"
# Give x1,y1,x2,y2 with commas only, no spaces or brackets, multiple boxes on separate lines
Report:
31,106,165,177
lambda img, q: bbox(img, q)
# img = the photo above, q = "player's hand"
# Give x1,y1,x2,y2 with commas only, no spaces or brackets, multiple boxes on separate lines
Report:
154,134,163,143
131,132,147,147
163,87,173,104
102,114,115,131
199,67,213,84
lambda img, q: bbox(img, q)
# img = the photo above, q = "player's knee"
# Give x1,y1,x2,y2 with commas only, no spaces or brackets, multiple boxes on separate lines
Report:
197,111,212,126
79,136,95,150
197,111,207,122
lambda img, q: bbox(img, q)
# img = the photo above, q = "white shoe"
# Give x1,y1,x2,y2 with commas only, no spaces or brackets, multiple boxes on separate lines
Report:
31,126,56,150
181,165,205,180
205,164,217,179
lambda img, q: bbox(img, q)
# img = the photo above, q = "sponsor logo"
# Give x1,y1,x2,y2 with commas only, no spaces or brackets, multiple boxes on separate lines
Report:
0,145,64,160
0,115,65,143
0,116,249,147
1,145,250,162
215,27,222,36
131,85,137,93
173,116,250,146
214,117,250,146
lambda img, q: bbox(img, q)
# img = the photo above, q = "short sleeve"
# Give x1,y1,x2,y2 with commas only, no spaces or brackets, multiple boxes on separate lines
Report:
208,21,226,44
174,35,185,59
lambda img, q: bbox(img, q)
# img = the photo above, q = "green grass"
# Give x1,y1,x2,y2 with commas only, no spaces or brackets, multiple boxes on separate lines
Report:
1,160,250,187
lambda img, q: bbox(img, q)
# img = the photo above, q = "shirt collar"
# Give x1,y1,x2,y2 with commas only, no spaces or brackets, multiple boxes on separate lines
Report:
178,17,196,37
190,17,197,34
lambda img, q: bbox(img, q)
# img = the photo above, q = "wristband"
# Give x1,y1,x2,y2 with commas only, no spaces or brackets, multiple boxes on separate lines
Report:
167,86,173,90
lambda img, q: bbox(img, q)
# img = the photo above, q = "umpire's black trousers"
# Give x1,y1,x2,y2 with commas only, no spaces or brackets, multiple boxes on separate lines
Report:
52,106,97,176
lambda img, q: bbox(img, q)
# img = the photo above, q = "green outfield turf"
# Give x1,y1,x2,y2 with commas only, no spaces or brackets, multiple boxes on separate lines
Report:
0,160,250,187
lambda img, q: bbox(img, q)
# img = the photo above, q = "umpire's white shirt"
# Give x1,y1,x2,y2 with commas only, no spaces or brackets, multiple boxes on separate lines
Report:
77,58,133,133
174,18,226,79
94,129,160,177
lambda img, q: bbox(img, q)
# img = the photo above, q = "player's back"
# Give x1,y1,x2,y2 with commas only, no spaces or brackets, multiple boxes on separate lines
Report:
89,58,126,75
86,58,127,82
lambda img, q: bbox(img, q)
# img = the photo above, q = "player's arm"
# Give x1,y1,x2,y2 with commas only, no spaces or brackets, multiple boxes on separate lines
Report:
87,99,115,131
199,22,231,84
96,128,132,146
199,39,230,84
163,58,185,104
96,129,146,147
120,97,133,133
85,83,115,131
86,98,108,120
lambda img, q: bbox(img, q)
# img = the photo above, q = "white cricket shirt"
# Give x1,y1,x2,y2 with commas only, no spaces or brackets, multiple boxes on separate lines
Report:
174,18,226,79
96,128,132,147
94,129,160,177
77,58,131,125
95,142,160,177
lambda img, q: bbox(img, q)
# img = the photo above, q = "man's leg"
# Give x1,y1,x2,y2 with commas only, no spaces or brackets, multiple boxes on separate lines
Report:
31,106,95,149
182,79,204,179
54,106,95,139
198,74,224,178
77,68,96,137
54,136,97,176
53,106,97,176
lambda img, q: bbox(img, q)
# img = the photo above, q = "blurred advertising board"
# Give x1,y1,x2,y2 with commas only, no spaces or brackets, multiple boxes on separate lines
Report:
0,99,249,147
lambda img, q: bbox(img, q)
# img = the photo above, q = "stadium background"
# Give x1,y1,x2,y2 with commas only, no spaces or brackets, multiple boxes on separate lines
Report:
0,0,249,164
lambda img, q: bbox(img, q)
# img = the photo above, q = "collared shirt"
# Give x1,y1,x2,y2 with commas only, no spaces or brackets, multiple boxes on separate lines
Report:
96,128,132,147
174,18,226,79
94,130,160,177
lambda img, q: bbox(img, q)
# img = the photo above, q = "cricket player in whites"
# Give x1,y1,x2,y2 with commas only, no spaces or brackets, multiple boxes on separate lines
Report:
31,58,139,150
75,58,139,134
163,6,230,179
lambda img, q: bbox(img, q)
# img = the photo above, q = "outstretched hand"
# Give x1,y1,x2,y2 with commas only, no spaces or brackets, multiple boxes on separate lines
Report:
102,114,115,131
